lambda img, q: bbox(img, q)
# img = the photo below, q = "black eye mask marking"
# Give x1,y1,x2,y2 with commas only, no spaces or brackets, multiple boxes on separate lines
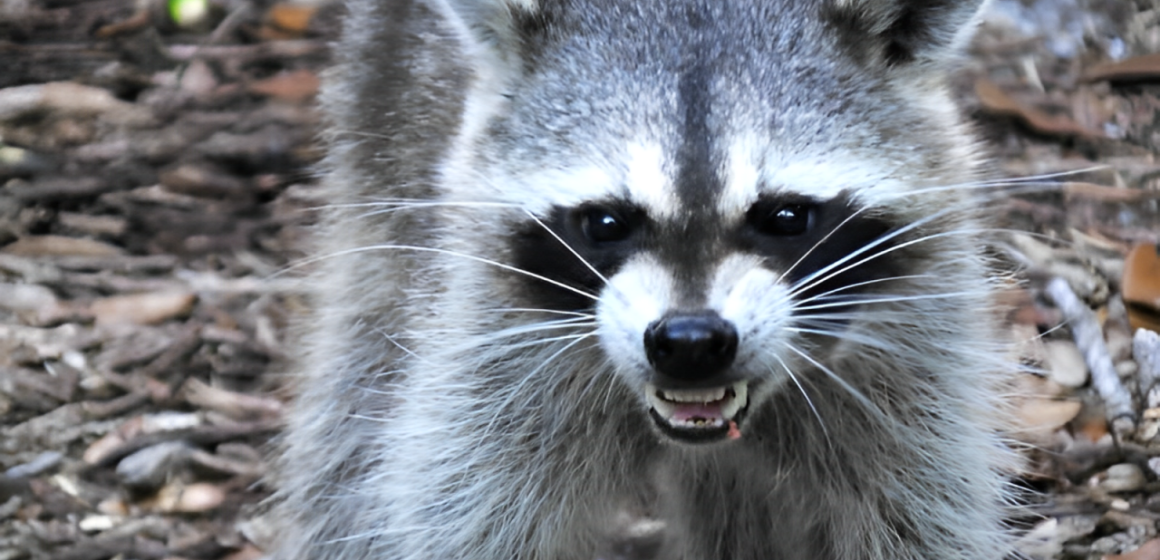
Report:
737,194,905,313
508,194,908,317
510,202,646,313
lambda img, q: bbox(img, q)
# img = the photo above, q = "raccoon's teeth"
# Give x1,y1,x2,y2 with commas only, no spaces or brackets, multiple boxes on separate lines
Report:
645,381,749,433
660,387,726,403
721,381,748,420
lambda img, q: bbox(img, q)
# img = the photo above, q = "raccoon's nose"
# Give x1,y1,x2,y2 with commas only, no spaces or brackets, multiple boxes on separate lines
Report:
644,312,739,382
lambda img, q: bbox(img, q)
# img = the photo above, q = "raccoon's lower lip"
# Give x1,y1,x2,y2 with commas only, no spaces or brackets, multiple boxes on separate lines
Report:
646,381,749,443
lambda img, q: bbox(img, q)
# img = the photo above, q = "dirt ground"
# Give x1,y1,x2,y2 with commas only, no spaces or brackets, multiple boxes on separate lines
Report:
1,0,1160,559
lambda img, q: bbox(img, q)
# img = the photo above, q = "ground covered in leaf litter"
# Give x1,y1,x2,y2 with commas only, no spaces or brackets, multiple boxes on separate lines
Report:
1,0,1159,559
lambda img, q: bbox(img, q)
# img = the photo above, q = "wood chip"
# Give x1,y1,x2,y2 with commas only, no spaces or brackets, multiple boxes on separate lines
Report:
2,235,126,257
181,378,282,421
90,291,196,326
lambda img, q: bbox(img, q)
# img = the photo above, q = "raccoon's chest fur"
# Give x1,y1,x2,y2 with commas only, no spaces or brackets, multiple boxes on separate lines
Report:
272,1,1018,559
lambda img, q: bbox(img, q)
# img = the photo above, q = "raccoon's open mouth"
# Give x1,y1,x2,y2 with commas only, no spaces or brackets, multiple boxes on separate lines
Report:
645,381,749,443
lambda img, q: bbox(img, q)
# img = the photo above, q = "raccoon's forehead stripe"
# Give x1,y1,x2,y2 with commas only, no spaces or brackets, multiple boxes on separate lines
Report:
674,57,722,211
626,142,679,220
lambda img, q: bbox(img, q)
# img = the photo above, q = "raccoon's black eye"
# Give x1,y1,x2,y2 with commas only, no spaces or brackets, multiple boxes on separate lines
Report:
750,203,815,236
579,207,631,244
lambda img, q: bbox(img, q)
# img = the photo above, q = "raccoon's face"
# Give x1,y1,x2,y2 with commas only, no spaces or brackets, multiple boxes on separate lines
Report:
436,0,984,444
503,145,932,444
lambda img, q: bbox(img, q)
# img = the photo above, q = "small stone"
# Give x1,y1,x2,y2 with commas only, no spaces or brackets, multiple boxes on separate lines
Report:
1044,341,1088,388
152,481,225,513
3,450,63,478
78,514,116,532
0,283,57,312
1102,463,1147,493
1118,360,1140,378
116,441,194,491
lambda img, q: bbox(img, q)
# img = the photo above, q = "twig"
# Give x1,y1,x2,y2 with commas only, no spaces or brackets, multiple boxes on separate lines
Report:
1045,277,1136,437
1136,329,1160,407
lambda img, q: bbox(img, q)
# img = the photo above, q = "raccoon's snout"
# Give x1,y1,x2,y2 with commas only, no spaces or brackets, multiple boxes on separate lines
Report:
644,312,738,383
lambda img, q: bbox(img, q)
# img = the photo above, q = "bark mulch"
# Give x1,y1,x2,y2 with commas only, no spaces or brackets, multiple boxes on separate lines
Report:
2,0,1160,559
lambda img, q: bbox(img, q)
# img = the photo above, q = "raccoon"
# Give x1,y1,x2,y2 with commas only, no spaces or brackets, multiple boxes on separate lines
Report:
272,0,1019,559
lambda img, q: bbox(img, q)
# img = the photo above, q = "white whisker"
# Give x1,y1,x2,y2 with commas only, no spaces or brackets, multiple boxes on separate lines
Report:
769,352,830,443
794,290,980,312
286,244,600,302
784,344,895,427
792,274,936,307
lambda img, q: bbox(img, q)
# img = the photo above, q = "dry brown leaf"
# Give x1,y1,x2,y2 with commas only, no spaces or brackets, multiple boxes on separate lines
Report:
2,235,125,257
1083,53,1160,83
267,3,317,32
90,291,196,326
1123,243,1160,332
1104,538,1160,560
247,69,320,102
974,78,1104,138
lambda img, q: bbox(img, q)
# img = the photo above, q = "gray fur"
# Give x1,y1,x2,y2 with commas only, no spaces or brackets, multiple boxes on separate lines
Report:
270,0,1019,559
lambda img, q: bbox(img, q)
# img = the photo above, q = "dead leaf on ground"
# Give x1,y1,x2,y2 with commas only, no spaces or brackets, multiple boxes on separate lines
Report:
1083,54,1160,83
1123,243,1160,333
246,69,320,102
267,3,317,33
975,78,1105,139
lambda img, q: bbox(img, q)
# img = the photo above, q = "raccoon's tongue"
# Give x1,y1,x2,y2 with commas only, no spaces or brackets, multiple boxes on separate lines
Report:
669,402,725,422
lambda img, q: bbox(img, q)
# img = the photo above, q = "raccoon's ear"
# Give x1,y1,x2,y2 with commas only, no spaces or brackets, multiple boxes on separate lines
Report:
823,0,989,66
